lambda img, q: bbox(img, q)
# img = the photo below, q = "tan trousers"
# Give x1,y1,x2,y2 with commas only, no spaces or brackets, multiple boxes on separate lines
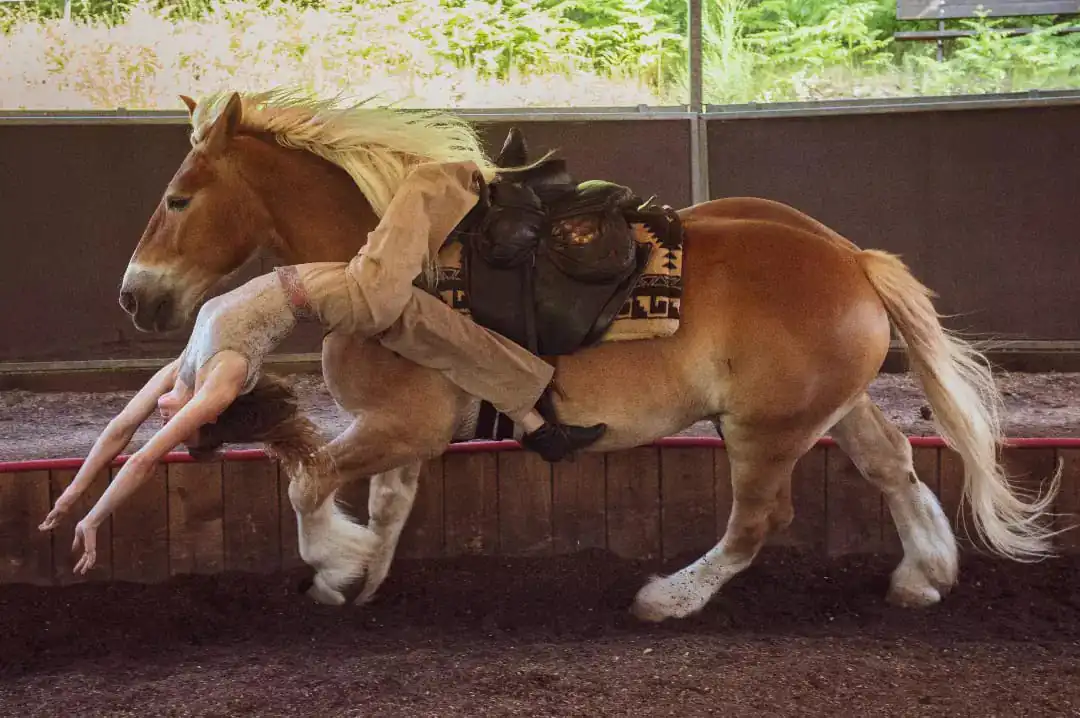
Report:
290,160,554,423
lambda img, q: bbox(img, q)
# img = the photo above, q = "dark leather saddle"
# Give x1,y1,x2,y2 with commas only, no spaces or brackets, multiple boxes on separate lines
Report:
432,127,682,358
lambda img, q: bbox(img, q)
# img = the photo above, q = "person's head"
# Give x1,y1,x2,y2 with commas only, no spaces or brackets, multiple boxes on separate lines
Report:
181,373,327,474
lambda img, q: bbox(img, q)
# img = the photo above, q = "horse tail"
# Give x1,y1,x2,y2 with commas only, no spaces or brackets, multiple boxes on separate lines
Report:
856,248,1062,562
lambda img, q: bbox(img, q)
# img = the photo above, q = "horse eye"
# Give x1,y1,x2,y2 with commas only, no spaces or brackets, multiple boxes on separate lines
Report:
167,196,191,211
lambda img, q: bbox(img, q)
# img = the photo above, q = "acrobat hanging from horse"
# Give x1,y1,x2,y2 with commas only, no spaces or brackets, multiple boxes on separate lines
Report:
42,87,1061,620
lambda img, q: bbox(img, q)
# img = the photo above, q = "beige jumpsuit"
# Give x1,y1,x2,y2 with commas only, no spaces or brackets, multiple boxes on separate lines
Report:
284,160,556,423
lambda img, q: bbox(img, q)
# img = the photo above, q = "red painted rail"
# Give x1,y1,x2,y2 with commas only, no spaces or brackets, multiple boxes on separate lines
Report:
2,435,1079,473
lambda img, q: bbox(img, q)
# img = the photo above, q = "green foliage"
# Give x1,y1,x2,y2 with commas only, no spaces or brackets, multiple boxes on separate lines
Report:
698,0,1080,103
900,15,1080,96
2,0,1080,110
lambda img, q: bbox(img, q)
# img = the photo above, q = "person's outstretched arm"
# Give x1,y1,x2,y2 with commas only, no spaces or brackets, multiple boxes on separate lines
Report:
67,355,248,574
39,358,181,532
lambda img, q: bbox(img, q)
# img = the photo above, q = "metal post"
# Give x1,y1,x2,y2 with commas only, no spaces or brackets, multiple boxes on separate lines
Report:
687,0,709,204
688,0,703,113
937,7,946,62
689,113,710,205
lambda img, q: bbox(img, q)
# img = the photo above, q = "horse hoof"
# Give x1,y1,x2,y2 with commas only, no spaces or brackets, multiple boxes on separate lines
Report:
304,575,347,606
886,582,941,608
630,599,669,623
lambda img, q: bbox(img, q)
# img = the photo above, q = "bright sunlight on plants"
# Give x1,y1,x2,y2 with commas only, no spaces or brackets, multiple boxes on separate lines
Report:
1,0,1078,110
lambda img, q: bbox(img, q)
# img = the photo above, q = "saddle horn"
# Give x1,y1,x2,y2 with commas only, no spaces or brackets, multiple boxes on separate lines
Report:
495,127,529,169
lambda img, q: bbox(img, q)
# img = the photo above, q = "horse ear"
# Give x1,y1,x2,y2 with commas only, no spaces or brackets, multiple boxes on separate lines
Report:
495,127,528,168
179,94,197,118
203,92,243,157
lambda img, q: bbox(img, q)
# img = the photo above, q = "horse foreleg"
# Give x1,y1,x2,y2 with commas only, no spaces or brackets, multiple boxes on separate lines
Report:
288,418,441,606
292,486,380,606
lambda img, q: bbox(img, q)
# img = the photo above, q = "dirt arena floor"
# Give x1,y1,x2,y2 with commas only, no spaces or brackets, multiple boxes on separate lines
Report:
1,371,1078,460
1,547,1079,716
2,371,1078,714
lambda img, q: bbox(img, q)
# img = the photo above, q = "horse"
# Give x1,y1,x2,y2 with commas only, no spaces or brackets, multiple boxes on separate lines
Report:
117,87,1061,619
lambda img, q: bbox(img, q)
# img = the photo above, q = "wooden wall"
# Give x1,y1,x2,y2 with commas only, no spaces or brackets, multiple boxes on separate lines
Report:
2,439,1078,586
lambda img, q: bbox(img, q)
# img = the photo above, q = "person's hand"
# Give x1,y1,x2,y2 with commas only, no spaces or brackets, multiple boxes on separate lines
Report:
71,519,100,575
39,494,76,532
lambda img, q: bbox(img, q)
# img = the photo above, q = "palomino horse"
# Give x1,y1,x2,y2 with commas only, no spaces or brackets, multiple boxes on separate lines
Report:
119,88,1060,619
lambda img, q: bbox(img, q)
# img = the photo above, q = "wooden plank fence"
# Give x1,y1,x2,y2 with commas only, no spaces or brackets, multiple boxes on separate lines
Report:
1,438,1079,586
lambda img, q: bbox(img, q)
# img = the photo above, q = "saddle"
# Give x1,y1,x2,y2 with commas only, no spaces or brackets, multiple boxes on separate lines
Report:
437,128,683,358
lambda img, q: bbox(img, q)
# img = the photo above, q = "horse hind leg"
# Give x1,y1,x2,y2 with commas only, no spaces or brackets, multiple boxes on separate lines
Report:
829,392,959,607
631,423,803,622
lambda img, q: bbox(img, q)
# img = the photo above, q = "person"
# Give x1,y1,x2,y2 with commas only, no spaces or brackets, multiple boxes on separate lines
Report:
39,160,606,574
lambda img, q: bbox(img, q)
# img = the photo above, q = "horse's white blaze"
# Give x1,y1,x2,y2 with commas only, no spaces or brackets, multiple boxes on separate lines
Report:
121,261,180,290
120,260,221,329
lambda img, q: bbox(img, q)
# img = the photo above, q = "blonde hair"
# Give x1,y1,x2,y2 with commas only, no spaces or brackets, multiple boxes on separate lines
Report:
189,86,497,217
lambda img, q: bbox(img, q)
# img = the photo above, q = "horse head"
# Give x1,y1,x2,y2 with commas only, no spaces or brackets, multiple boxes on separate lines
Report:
120,92,275,333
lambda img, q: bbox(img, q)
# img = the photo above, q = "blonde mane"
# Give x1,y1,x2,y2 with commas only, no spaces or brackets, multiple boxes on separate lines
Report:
188,87,497,217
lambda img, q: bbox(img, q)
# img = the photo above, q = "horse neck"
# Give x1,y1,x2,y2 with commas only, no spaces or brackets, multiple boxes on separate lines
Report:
234,134,381,265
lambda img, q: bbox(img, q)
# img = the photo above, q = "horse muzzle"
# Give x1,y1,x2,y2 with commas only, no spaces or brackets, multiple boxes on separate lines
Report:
117,263,191,333
119,286,180,333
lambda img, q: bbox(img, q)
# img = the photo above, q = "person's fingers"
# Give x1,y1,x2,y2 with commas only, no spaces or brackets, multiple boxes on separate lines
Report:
82,530,96,560
80,551,96,574
39,503,68,531
74,537,96,574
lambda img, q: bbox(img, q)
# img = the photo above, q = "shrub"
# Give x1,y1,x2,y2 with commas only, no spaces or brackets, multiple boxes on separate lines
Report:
2,0,1078,110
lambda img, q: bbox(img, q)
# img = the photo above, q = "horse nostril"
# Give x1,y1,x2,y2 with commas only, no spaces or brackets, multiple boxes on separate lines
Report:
150,294,174,329
119,290,137,315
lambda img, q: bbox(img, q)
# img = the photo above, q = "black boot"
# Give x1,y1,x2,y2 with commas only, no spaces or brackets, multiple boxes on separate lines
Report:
520,386,607,462
521,421,607,462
